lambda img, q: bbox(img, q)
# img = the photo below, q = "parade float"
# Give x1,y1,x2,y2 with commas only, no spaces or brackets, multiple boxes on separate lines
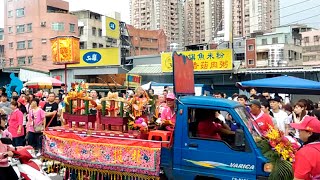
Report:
42,83,164,179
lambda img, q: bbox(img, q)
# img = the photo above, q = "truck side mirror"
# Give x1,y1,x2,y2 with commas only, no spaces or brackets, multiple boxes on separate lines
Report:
235,129,245,147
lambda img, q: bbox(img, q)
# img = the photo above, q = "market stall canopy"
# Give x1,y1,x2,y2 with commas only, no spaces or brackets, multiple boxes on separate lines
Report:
236,75,320,95
24,77,64,89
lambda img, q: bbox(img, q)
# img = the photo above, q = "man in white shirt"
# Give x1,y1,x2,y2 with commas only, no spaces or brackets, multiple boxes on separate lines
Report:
270,96,289,134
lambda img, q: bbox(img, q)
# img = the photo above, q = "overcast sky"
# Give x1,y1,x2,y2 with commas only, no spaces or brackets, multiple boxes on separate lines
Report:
0,0,319,28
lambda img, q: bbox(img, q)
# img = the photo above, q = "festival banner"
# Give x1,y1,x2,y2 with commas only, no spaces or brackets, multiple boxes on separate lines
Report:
161,49,233,72
42,131,161,177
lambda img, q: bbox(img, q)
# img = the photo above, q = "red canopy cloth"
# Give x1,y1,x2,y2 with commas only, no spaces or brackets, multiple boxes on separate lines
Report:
42,131,162,177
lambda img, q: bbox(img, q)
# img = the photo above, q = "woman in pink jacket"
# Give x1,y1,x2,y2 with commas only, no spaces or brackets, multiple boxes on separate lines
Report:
8,101,25,146
26,98,45,151
0,115,19,180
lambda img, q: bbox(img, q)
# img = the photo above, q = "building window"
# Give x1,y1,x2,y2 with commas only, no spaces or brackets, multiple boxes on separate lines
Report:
41,38,47,44
51,22,64,31
99,44,103,48
42,55,47,61
272,37,278,44
69,23,75,33
92,43,97,48
79,27,84,36
16,25,25,33
27,23,32,32
248,44,254,51
248,59,254,65
17,41,25,50
16,8,25,17
8,10,13,17
9,58,14,66
262,39,267,45
27,40,32,49
9,42,13,49
92,27,96,36
27,56,32,64
8,27,13,33
304,37,309,43
98,28,102,37
80,42,86,49
0,34,3,41
314,36,319,42
17,56,26,65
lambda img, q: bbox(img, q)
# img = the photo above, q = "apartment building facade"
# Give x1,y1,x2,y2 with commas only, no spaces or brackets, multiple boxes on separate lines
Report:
184,0,224,46
301,30,320,66
130,0,185,48
3,0,78,72
248,0,280,34
0,28,4,68
72,10,118,49
127,25,167,56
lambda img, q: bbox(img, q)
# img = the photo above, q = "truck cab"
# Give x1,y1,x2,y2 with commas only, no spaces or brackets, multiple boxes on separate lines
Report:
161,96,270,180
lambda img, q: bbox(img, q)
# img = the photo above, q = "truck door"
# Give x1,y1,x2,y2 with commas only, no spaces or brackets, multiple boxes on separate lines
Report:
179,107,257,180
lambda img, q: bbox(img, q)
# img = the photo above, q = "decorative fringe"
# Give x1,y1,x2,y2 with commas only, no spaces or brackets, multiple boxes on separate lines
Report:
43,157,160,180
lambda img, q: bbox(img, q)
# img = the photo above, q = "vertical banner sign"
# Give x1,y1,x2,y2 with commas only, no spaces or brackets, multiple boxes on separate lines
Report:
102,16,120,40
172,52,195,95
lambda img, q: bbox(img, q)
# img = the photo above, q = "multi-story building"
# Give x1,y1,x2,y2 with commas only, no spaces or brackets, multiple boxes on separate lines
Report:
248,0,280,34
0,28,4,69
185,0,224,46
301,30,320,66
252,25,312,67
3,0,78,72
130,0,185,48
127,25,167,56
72,10,118,49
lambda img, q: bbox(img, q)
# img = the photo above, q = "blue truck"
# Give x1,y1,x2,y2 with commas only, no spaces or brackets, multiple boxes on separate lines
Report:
159,96,270,180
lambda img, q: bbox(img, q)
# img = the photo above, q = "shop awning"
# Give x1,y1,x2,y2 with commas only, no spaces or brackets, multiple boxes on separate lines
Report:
128,64,163,75
236,75,320,94
239,67,320,74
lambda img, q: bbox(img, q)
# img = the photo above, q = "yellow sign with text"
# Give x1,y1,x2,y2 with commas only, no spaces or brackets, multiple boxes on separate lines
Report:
68,48,120,67
106,17,120,39
161,49,233,72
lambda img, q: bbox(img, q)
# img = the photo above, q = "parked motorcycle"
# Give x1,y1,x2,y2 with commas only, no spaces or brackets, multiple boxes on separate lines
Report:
1,138,51,180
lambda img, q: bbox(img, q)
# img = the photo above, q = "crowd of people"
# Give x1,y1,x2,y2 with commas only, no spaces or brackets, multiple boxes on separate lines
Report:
215,88,320,179
0,86,319,179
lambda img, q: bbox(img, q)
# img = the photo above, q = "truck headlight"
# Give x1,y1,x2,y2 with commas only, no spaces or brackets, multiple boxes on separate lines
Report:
264,163,273,172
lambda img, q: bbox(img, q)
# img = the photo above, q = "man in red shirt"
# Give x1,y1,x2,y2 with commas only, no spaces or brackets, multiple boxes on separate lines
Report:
290,116,320,180
248,100,274,135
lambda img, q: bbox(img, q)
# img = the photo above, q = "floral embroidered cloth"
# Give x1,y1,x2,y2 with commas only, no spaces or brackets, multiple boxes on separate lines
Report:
42,131,162,176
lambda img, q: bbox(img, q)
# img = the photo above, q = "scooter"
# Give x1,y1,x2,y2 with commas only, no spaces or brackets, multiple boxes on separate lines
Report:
1,138,51,180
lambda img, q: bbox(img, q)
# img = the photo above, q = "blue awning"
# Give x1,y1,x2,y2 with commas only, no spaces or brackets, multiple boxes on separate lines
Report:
236,75,320,95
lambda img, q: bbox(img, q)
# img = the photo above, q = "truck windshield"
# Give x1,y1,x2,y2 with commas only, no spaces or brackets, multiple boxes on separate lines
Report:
234,106,262,139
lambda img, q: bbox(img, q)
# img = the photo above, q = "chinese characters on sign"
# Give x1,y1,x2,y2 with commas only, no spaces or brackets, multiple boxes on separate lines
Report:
161,49,233,72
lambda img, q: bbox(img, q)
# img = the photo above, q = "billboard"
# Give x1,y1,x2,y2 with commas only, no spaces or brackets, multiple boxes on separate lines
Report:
161,49,233,72
102,16,120,40
68,48,120,67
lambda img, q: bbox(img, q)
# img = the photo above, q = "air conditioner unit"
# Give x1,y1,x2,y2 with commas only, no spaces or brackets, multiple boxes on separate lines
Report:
40,22,46,27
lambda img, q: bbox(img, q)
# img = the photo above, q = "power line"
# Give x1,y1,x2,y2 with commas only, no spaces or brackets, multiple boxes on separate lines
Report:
249,0,313,19
248,3,320,27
